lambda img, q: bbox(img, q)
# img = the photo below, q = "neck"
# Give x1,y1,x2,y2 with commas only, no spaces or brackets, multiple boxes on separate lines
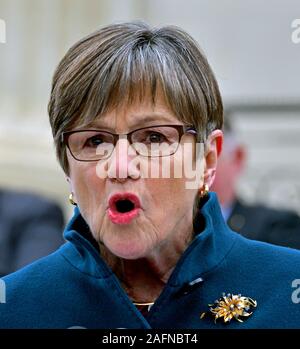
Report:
99,228,193,303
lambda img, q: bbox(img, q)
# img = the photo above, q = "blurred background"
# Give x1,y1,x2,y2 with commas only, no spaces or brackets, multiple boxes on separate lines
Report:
0,0,300,221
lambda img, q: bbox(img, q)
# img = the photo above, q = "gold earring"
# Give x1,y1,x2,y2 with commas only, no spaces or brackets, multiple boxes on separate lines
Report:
199,184,209,198
69,193,77,206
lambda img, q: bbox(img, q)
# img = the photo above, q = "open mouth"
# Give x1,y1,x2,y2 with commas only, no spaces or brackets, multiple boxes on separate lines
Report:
108,193,141,225
115,199,135,213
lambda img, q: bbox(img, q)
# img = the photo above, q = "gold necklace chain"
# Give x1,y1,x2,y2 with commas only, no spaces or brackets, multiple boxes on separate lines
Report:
122,282,156,307
132,301,155,306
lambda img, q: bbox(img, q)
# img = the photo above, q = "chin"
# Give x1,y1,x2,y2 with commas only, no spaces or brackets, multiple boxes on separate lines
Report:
107,240,149,260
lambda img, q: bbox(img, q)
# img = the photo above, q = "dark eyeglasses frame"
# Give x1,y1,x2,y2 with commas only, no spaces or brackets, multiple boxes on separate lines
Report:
61,124,197,162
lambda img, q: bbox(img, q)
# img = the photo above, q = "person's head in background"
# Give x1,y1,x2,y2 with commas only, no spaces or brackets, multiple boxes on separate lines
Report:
211,114,246,212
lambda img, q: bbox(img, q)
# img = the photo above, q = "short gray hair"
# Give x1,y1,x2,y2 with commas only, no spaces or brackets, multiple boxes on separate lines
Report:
48,21,223,174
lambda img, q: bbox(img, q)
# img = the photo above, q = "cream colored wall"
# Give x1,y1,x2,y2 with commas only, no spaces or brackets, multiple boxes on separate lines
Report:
0,0,299,218
0,0,145,218
230,109,300,215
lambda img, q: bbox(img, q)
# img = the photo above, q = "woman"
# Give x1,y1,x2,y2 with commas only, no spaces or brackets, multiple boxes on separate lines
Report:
1,21,300,329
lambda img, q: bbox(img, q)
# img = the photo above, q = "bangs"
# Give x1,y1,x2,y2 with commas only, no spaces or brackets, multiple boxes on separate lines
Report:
60,34,207,134
79,45,169,125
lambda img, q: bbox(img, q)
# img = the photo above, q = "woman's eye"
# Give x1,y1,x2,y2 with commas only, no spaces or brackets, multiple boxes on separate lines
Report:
148,132,165,143
85,136,104,147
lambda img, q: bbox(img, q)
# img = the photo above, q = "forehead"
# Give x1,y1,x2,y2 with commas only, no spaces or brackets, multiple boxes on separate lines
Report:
82,90,182,132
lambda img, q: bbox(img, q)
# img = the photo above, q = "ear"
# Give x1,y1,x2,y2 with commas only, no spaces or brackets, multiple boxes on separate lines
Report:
66,176,75,194
203,129,223,188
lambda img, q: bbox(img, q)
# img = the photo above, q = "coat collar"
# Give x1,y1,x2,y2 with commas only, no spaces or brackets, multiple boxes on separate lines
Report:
168,192,238,286
62,192,238,286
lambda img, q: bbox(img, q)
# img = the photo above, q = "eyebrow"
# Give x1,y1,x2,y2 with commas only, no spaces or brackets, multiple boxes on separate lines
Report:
84,113,181,131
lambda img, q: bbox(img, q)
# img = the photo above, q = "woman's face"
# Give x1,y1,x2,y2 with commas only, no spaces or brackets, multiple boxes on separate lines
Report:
67,92,206,260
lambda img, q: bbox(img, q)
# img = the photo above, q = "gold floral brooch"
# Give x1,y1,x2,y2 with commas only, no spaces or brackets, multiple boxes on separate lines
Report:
201,293,257,323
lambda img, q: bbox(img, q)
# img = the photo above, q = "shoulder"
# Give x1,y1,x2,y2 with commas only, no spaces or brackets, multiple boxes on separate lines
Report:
227,232,300,292
0,244,75,327
233,231,300,267
2,245,69,290
0,242,115,329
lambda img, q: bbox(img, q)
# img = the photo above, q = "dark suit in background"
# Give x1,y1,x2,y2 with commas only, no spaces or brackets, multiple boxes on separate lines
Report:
0,189,65,276
228,199,300,249
211,114,300,251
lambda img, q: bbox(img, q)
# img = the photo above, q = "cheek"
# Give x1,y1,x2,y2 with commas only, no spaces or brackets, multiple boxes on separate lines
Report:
71,163,97,192
69,162,105,215
145,158,199,215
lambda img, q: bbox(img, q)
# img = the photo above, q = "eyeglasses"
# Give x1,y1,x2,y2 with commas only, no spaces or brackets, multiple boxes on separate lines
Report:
62,124,197,161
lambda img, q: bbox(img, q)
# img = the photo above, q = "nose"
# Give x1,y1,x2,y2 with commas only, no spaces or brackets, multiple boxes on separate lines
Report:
106,137,140,181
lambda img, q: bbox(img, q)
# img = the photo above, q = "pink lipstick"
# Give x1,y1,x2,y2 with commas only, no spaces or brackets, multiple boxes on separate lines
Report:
108,192,141,225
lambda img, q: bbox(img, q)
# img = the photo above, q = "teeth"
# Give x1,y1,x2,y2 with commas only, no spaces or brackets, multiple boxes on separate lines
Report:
115,199,135,213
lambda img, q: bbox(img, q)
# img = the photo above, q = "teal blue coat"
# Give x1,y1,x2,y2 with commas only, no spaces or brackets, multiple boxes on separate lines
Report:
1,193,300,328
